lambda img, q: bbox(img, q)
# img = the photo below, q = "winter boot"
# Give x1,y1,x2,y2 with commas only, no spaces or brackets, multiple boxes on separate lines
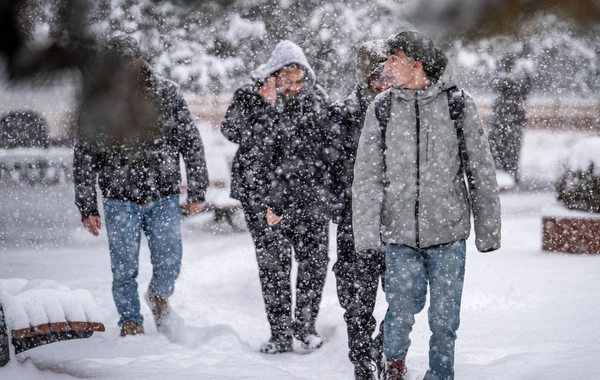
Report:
383,358,407,380
259,335,293,354
146,287,183,336
371,342,384,379
300,333,323,352
354,359,377,380
147,288,169,327
119,321,144,337
293,323,324,352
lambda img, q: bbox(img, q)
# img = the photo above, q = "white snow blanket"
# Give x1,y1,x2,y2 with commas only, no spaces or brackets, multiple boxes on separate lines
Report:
0,279,103,332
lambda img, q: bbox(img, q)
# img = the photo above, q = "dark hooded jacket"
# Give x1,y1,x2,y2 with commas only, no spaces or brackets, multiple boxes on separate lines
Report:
221,82,278,210
328,40,388,222
74,64,208,219
221,40,330,218
267,85,330,218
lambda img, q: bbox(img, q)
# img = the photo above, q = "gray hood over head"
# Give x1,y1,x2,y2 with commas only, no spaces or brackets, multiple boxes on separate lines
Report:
251,40,317,94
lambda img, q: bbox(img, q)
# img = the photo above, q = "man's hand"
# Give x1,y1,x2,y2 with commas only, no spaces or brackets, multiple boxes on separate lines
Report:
82,216,102,236
258,76,277,105
266,207,282,226
185,201,206,216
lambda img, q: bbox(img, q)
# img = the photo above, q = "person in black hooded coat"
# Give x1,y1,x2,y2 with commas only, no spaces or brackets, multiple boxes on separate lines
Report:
222,40,330,354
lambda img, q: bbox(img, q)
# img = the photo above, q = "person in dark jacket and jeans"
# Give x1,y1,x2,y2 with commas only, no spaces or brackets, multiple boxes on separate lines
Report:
329,40,390,380
222,40,330,354
73,36,208,337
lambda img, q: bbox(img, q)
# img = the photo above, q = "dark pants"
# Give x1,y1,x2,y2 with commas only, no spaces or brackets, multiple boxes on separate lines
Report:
333,215,385,365
243,203,329,341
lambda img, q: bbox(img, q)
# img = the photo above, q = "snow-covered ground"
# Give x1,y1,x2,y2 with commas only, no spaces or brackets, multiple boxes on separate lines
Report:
1,128,600,379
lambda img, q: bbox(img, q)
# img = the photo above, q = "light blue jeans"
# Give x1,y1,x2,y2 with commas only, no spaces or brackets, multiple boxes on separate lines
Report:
103,195,182,326
384,240,466,380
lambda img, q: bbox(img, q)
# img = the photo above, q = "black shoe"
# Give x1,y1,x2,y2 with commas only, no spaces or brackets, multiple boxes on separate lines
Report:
259,336,293,354
370,341,384,379
292,322,324,353
300,333,323,352
354,360,377,380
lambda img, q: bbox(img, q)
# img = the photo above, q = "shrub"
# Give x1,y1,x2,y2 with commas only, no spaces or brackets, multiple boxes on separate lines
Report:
556,138,600,213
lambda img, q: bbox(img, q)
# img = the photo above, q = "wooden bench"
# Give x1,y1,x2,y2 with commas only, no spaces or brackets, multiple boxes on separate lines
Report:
0,279,105,367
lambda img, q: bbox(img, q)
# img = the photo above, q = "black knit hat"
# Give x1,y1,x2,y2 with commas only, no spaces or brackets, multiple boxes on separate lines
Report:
107,35,141,61
356,39,388,90
385,31,447,80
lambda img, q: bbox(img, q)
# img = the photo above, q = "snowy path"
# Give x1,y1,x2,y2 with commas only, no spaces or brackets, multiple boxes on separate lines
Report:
2,129,600,379
2,191,600,380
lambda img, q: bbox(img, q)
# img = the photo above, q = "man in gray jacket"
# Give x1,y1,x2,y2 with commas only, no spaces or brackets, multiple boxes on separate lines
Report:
352,31,501,380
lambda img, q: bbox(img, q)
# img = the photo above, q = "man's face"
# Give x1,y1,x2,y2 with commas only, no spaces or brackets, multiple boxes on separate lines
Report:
369,71,391,94
383,50,417,89
276,67,306,100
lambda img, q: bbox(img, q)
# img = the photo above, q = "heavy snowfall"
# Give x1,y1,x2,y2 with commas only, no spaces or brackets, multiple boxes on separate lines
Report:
2,1,600,379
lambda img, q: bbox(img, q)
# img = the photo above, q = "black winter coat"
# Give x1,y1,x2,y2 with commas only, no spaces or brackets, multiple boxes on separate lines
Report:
268,88,331,218
221,83,278,211
221,83,331,219
74,73,208,219
328,84,370,222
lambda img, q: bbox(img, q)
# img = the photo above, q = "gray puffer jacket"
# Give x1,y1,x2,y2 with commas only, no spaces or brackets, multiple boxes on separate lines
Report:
352,62,501,253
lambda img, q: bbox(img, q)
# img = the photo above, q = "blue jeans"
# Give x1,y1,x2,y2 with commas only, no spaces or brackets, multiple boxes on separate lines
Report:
103,195,183,326
384,240,466,380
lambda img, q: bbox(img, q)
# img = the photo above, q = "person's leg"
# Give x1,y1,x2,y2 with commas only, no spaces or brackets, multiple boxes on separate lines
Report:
334,217,383,366
292,215,329,341
102,198,144,327
333,218,361,353
507,122,525,183
143,195,182,299
358,250,385,363
332,218,356,316
244,205,293,348
423,240,466,380
383,243,427,361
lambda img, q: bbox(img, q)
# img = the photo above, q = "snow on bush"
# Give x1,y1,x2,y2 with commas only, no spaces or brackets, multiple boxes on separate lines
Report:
555,137,600,213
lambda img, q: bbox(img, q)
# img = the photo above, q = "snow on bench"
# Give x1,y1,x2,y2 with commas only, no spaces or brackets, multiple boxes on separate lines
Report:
0,147,72,185
180,125,242,227
0,278,105,366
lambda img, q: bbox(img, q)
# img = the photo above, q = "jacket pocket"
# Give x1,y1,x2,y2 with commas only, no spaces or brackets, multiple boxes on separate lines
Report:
381,182,407,226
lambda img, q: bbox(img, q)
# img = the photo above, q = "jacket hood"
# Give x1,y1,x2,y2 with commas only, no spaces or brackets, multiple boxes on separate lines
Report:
251,40,316,93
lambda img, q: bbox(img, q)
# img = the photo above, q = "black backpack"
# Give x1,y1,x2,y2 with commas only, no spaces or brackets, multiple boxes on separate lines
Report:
374,86,476,194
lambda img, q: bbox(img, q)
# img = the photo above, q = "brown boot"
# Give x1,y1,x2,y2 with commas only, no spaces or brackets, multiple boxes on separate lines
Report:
147,287,169,331
120,321,144,337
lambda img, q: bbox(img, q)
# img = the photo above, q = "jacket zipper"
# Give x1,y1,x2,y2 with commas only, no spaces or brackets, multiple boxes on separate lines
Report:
414,94,420,250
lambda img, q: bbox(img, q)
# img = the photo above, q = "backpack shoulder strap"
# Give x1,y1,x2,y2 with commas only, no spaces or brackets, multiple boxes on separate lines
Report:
374,90,392,149
447,86,476,194
374,90,392,187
